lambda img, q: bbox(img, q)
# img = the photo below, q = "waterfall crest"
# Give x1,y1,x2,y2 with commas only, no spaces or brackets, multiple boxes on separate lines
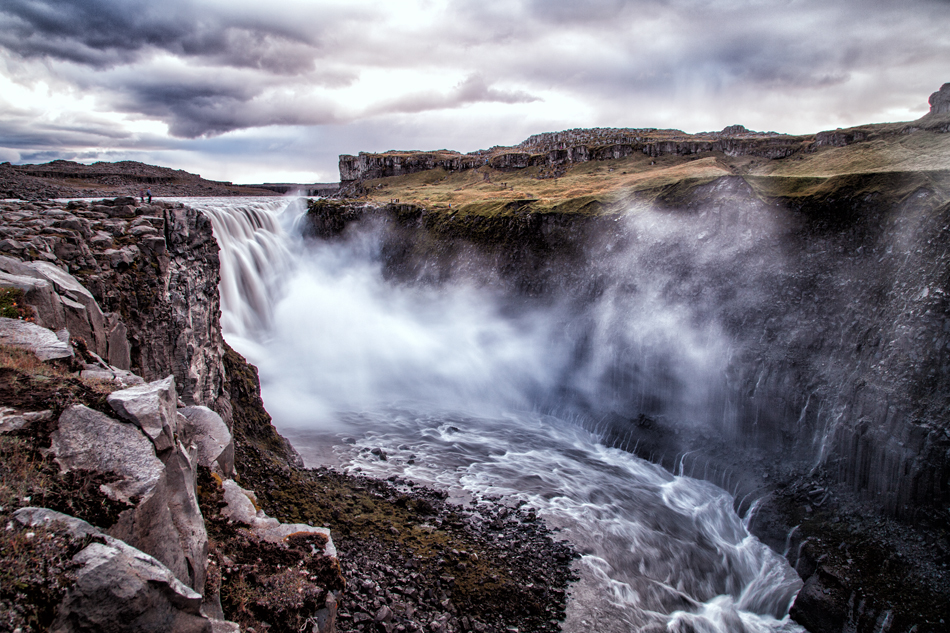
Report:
196,197,304,338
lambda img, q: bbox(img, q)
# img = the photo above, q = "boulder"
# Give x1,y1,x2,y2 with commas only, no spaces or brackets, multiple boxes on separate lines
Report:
51,404,205,591
140,236,168,255
25,260,108,356
179,405,234,475
108,204,137,218
89,230,114,248
14,508,212,633
220,478,336,556
0,269,67,331
51,404,164,505
107,376,179,452
0,316,73,360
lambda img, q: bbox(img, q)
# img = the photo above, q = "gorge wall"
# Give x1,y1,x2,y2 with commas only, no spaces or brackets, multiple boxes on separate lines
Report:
310,173,950,522
311,165,950,631
338,89,950,185
0,197,341,633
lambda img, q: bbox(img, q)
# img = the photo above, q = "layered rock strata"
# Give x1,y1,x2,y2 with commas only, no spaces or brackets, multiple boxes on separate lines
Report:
338,85,950,186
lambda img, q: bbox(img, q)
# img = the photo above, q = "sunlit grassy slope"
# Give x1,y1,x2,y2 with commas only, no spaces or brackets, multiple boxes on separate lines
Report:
353,118,950,215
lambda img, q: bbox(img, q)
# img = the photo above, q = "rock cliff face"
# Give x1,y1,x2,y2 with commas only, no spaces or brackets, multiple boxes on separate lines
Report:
339,151,488,183
0,198,216,398
0,197,341,633
929,83,950,115
338,127,806,183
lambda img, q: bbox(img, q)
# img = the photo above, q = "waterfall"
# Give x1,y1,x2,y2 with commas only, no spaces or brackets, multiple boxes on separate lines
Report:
195,196,304,338
200,196,805,633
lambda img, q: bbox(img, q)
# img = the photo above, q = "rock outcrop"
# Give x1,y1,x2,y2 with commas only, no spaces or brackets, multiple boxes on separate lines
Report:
0,317,72,361
930,83,950,115
14,508,213,633
0,197,338,633
0,197,231,412
338,127,806,183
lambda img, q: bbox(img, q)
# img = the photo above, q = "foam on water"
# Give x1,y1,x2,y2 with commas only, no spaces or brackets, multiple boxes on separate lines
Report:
194,196,804,633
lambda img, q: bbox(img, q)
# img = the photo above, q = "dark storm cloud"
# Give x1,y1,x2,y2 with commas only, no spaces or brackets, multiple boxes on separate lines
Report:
0,0,345,73
104,73,344,137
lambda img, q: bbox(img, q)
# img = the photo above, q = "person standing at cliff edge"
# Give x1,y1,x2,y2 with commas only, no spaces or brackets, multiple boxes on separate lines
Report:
139,188,145,203
146,187,152,203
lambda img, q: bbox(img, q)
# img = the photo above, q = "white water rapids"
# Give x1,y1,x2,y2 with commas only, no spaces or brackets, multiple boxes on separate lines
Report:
190,196,805,633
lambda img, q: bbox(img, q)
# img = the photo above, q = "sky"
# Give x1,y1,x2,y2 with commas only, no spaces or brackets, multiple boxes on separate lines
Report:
0,0,948,184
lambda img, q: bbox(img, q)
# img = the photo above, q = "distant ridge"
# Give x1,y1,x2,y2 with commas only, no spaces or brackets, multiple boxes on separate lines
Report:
1,160,282,200
338,83,950,185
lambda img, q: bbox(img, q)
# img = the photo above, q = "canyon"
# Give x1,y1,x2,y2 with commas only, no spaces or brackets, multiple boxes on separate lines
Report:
0,83,948,633
315,83,950,632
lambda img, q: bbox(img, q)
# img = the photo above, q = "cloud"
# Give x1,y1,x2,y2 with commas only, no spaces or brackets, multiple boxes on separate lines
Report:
364,74,539,117
0,0,948,180
0,0,349,73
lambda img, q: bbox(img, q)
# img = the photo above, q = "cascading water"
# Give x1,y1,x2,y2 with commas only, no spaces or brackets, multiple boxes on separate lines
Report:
192,196,805,633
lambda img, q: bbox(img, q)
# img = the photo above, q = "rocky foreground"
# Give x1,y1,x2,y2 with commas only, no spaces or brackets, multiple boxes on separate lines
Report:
0,196,575,633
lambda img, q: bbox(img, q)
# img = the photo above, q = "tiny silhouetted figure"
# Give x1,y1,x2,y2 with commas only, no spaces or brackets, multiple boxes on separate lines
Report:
146,188,152,204
139,189,145,203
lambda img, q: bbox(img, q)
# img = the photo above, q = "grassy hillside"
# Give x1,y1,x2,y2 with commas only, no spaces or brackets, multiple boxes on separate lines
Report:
349,117,950,215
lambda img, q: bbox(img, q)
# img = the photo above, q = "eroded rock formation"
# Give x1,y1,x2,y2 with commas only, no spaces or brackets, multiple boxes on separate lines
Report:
0,197,340,633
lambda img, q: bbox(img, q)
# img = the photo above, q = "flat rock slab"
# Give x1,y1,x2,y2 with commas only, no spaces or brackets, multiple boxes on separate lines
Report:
0,407,53,434
51,404,164,505
0,316,73,360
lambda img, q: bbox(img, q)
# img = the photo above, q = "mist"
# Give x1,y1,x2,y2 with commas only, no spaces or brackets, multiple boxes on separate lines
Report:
198,195,809,632
203,196,769,442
